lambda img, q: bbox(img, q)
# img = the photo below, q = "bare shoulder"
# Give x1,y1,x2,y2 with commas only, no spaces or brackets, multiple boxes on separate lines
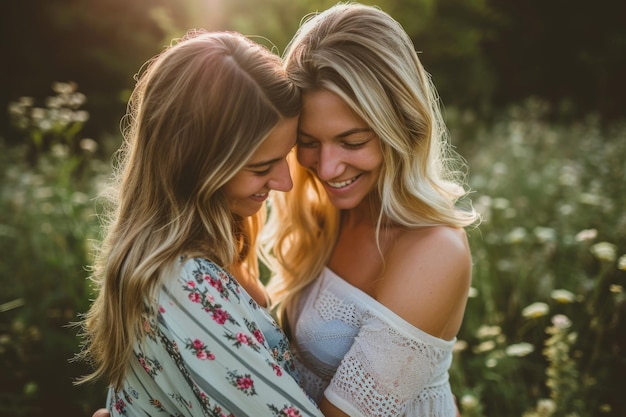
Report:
387,225,471,275
375,226,472,339
400,225,469,252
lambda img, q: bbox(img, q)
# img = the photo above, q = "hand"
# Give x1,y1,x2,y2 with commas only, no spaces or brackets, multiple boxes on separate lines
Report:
92,409,110,417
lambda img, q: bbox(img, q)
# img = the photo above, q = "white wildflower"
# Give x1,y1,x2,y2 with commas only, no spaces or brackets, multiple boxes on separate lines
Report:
476,325,502,339
550,289,575,304
590,242,617,262
453,340,468,353
79,138,98,153
460,395,479,409
551,314,571,330
522,302,549,319
506,227,527,244
505,342,534,357
473,340,496,353
536,399,556,415
534,227,556,243
575,228,597,242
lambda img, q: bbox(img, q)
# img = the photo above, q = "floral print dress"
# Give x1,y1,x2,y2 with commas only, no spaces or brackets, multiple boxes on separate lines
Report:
106,257,323,417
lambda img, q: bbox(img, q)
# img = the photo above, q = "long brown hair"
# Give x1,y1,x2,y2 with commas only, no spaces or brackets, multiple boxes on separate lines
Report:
77,30,300,390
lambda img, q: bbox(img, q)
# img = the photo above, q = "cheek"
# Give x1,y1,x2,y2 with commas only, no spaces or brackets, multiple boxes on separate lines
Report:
223,175,250,200
365,146,384,171
296,147,316,168
369,154,384,172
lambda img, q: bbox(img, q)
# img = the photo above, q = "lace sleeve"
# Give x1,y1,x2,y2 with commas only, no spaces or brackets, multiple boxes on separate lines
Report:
323,311,455,417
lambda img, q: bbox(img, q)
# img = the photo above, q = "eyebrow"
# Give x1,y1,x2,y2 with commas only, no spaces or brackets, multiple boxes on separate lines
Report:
298,127,373,139
246,157,282,168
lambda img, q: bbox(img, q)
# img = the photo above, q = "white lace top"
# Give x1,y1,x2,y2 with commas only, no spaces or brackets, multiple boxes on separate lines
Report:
290,267,457,417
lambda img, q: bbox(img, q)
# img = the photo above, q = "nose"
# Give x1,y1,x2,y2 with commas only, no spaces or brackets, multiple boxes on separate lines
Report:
317,144,343,181
268,158,293,192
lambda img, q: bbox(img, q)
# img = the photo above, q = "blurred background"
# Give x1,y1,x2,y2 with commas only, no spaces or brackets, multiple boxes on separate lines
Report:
0,0,624,416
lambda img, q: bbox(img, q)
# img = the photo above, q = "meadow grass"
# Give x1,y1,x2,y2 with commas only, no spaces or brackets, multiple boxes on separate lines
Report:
0,90,624,416
448,100,626,417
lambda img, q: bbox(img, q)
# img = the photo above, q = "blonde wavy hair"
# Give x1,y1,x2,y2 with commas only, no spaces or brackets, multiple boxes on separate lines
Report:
77,30,300,390
263,2,479,324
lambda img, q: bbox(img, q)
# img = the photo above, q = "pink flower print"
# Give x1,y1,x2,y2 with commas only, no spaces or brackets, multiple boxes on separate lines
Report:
236,332,250,345
272,364,283,377
253,329,265,344
115,399,126,413
209,277,224,292
187,280,195,288
237,376,254,390
212,308,229,324
188,291,201,303
187,338,214,360
159,305,166,313
193,339,205,350
139,357,149,373
282,407,301,417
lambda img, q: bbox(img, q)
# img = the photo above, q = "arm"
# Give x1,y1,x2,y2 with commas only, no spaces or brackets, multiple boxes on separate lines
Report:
320,397,349,417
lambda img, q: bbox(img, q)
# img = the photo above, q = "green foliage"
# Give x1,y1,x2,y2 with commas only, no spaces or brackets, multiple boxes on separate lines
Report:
0,84,110,416
447,99,626,417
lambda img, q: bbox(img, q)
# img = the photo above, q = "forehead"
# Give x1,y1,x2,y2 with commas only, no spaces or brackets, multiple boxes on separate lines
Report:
300,90,368,135
247,116,298,163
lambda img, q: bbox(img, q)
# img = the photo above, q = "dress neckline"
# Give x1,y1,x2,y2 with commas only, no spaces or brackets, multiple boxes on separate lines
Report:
321,266,457,346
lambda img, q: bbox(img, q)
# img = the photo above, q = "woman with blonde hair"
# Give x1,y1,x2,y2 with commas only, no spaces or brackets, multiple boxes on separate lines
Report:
78,30,324,417
264,3,479,416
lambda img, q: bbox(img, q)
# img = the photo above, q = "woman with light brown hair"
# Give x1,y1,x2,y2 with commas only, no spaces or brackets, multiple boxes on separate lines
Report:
77,30,323,417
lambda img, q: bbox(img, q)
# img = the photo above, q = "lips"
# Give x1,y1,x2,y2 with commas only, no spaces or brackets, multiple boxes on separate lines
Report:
326,175,359,189
250,192,268,202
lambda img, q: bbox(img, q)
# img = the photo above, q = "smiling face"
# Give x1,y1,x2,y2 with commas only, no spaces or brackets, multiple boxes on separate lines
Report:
296,90,383,211
223,116,298,218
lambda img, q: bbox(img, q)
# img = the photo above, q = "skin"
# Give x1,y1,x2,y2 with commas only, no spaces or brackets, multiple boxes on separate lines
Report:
224,117,298,218
297,90,471,417
297,90,382,213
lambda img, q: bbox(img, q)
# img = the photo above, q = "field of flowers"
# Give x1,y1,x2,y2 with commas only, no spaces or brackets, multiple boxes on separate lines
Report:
448,101,626,417
0,86,624,417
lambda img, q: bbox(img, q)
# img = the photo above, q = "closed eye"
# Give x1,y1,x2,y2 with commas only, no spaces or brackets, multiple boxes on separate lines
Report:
342,141,367,149
251,166,272,176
